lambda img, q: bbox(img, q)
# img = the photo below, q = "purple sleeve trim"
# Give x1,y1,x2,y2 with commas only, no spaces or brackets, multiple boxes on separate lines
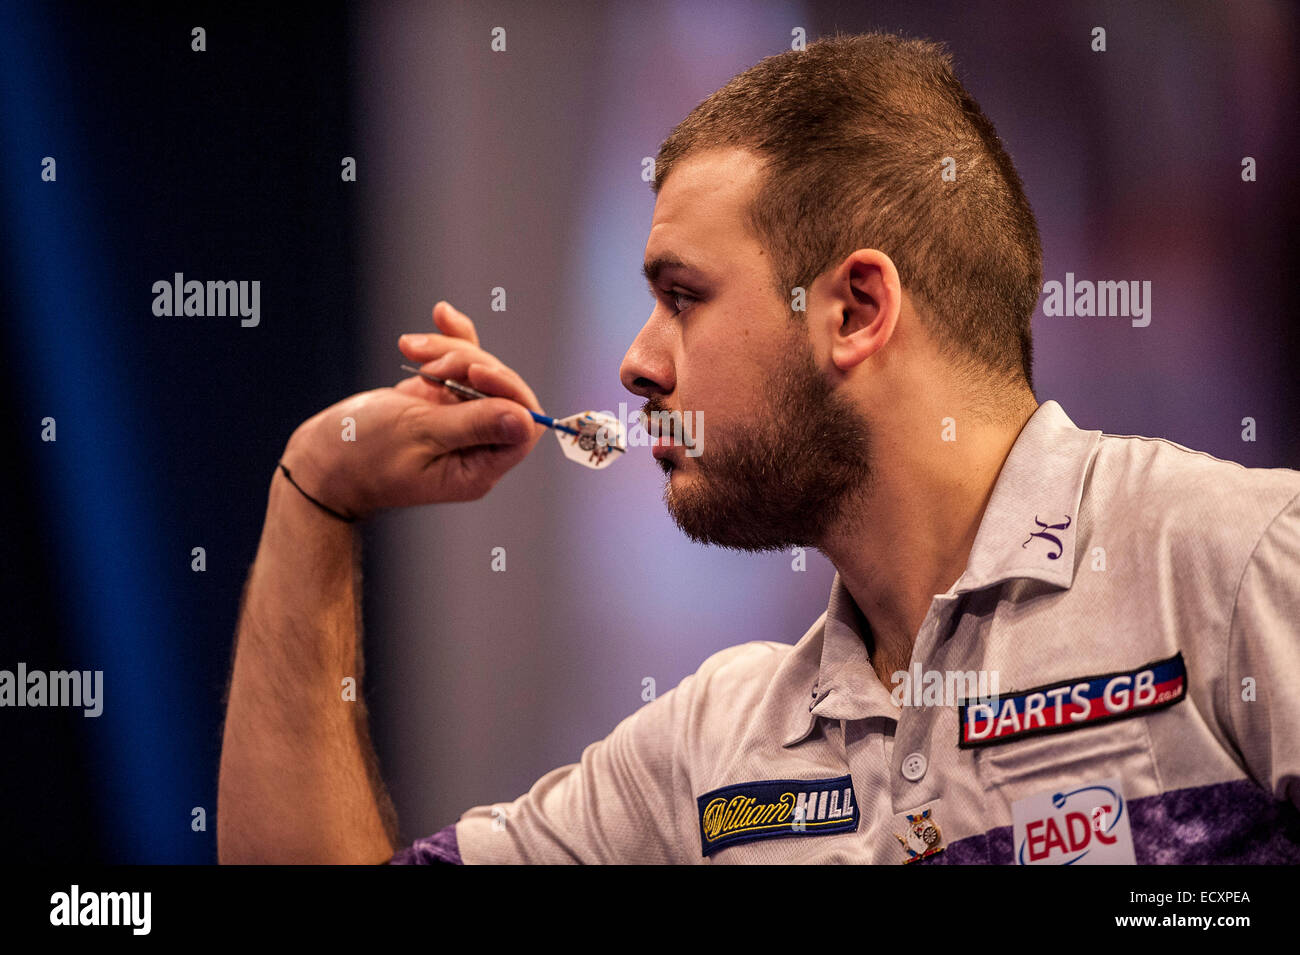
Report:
388,823,462,865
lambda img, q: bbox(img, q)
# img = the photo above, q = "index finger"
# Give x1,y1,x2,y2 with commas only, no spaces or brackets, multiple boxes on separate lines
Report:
395,355,543,418
433,300,480,348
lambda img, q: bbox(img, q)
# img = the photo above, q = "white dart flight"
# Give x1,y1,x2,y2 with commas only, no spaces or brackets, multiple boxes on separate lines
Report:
401,364,626,469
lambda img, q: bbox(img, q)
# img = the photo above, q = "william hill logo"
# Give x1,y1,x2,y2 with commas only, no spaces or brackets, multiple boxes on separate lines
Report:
696,775,859,857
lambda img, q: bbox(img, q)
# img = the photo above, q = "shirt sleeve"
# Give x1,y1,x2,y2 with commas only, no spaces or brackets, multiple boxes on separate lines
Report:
386,642,786,864
455,671,699,864
1223,488,1300,808
387,823,461,864
386,641,787,864
389,658,721,864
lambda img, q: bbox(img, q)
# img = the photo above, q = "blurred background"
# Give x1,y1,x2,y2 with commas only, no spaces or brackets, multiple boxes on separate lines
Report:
2,0,1296,863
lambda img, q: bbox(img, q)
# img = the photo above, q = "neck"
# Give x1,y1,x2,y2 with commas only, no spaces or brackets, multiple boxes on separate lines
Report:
819,393,1038,680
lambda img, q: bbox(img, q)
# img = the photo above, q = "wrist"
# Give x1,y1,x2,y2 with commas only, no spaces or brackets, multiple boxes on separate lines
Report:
277,460,357,523
266,464,355,542
280,431,364,523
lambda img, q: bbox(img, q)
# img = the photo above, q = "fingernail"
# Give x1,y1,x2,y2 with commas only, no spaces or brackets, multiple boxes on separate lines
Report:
499,413,525,442
401,333,430,346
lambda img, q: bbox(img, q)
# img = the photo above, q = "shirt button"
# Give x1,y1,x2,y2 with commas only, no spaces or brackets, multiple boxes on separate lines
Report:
901,752,928,781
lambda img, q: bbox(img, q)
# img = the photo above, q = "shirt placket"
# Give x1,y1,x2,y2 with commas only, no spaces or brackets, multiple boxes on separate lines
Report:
882,592,965,863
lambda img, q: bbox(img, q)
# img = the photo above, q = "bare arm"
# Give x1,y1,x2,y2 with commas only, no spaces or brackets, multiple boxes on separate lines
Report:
217,461,395,864
217,302,545,864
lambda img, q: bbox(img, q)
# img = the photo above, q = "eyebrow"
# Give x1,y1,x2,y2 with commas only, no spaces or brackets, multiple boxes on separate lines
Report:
642,254,707,288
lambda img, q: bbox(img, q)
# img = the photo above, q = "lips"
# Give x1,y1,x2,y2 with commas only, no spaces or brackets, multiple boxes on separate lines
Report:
643,406,687,460
650,432,678,447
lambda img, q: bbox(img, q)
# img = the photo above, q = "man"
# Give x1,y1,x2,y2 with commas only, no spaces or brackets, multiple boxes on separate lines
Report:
217,33,1300,864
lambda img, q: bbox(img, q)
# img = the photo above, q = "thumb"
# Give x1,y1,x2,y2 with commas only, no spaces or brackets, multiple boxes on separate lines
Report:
424,397,534,452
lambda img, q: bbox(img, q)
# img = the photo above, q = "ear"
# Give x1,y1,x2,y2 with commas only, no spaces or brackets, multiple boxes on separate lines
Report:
816,249,902,373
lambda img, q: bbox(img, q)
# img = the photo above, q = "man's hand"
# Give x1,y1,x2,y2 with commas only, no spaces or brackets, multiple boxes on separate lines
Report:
281,300,546,520
218,300,546,864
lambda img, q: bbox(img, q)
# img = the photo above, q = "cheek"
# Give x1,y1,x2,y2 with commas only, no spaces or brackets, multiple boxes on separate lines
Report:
678,344,763,411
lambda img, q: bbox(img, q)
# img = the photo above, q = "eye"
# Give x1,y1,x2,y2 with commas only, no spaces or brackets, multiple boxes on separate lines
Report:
669,290,698,313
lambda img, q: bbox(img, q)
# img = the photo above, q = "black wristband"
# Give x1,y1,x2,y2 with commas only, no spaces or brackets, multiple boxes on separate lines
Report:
277,460,357,523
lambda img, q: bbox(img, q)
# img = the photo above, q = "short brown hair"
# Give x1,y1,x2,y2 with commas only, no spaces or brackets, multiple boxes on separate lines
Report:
653,31,1041,396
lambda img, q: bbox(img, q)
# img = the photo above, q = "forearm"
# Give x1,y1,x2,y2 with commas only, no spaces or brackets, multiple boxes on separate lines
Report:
217,465,397,863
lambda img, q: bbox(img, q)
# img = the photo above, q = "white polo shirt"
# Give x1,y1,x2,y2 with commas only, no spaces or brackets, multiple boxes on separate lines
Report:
391,399,1300,864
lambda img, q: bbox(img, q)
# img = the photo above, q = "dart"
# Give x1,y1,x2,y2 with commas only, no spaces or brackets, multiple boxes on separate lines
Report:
400,364,626,469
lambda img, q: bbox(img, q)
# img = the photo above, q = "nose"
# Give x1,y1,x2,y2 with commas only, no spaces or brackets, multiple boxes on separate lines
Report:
619,314,675,399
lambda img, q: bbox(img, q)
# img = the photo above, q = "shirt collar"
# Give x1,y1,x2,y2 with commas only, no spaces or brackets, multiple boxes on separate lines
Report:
780,399,1100,747
950,399,1100,594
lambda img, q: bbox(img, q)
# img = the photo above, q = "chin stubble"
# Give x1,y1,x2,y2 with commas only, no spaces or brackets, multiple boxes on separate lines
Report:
661,335,874,552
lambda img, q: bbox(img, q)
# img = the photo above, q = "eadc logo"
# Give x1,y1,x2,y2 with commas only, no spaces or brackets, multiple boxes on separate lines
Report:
1011,778,1136,865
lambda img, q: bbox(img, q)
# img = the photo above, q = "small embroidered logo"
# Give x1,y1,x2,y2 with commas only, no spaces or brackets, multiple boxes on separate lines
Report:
1022,515,1072,560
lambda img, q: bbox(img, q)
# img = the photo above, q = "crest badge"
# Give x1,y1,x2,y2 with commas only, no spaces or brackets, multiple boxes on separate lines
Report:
895,808,944,863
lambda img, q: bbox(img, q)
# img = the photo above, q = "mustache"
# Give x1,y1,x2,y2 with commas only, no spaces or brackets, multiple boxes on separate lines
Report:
638,400,689,437
639,400,673,432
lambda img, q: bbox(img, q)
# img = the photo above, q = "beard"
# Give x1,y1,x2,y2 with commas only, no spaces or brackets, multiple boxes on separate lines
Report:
651,325,874,552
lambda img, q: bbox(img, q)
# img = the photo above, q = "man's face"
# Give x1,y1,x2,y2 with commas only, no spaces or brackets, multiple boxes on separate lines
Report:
619,147,874,551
